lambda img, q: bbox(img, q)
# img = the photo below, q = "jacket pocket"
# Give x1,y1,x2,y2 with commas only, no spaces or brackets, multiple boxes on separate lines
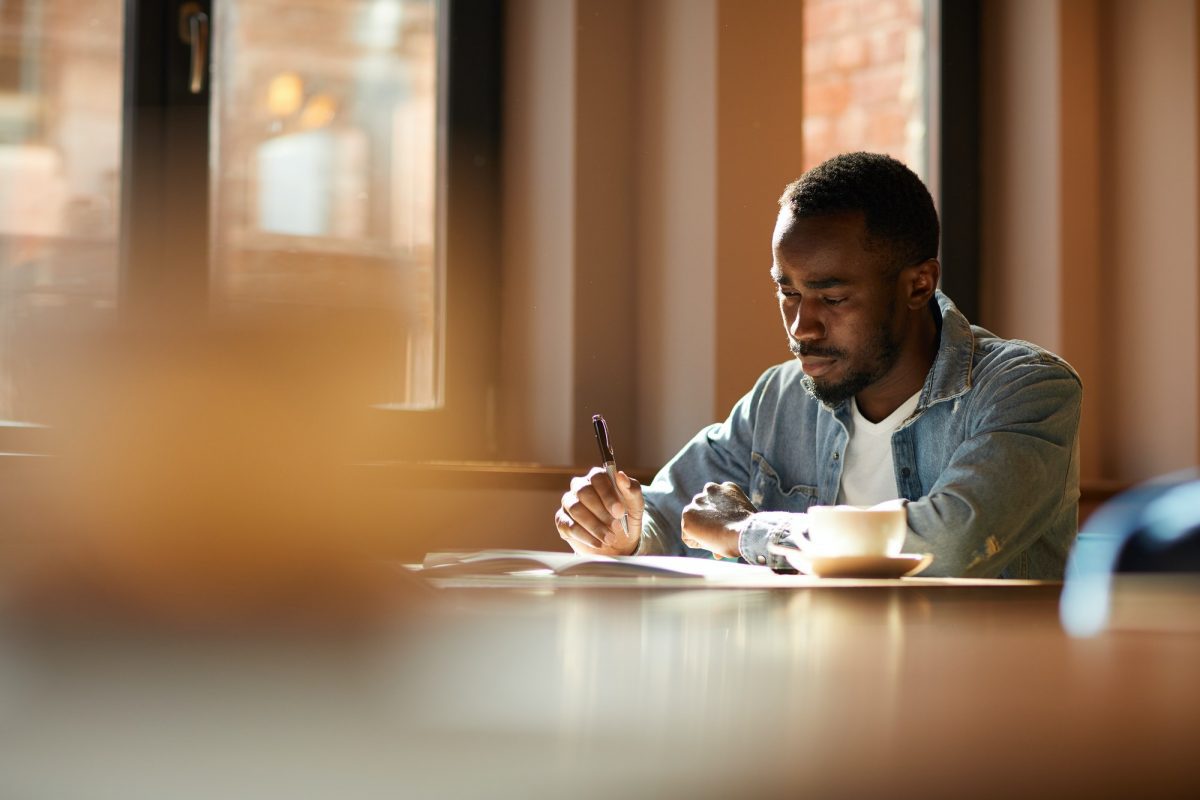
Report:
749,452,819,512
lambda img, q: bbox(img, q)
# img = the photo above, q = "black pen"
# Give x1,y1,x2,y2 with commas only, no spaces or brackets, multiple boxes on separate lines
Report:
592,414,630,537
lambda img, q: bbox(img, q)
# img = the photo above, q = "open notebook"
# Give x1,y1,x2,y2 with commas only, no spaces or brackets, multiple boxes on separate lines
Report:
421,549,774,579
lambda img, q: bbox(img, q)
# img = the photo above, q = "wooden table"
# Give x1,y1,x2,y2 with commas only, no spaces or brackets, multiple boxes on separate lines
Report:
0,576,1197,798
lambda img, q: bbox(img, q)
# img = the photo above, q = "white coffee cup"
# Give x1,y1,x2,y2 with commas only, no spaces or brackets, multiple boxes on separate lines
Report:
801,504,907,557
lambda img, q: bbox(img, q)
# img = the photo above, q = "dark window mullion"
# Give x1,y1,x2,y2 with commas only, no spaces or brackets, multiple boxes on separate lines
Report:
119,0,211,322
370,0,503,461
935,0,982,322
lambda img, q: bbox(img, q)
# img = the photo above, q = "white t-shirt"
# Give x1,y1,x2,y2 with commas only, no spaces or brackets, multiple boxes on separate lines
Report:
837,390,921,507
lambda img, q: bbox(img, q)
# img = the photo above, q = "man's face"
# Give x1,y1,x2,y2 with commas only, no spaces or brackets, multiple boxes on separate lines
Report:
771,210,904,406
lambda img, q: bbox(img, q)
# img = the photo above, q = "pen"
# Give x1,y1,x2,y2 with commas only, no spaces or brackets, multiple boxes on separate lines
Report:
592,414,630,537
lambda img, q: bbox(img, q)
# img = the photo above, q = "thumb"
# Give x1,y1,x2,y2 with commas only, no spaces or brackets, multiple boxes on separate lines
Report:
612,470,645,519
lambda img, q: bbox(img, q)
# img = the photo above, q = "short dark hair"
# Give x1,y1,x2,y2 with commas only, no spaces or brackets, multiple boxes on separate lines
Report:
778,152,940,271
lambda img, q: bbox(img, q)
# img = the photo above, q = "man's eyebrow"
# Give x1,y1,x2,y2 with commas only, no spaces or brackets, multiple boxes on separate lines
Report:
802,277,849,289
770,269,850,290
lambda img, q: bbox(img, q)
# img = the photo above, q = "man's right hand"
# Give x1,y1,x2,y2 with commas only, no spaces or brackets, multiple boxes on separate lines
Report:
555,467,644,555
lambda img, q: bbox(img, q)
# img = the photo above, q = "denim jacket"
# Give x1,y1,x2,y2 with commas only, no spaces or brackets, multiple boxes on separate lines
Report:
637,292,1082,579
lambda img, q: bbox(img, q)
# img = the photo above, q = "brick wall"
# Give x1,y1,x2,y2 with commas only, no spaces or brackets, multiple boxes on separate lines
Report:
802,0,927,176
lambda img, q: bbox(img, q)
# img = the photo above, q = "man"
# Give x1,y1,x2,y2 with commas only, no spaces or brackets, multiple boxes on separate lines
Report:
554,152,1081,578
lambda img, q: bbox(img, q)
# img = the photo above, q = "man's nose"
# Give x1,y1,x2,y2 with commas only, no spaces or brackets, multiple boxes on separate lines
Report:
789,298,825,341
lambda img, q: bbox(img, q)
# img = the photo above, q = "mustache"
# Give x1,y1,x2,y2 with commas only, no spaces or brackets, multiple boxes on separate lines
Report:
788,339,845,359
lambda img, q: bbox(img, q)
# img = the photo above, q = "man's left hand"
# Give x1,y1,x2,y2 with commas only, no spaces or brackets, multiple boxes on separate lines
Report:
681,482,757,559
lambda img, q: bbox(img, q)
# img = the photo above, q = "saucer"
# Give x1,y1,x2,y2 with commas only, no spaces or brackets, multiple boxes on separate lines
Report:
767,544,933,578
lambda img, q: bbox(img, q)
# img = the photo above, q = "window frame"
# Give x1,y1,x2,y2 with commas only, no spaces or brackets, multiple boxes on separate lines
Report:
929,0,982,323
0,0,504,460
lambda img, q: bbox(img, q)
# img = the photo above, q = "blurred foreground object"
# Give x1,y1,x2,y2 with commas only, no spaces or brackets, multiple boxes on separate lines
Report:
1061,470,1200,636
0,315,428,631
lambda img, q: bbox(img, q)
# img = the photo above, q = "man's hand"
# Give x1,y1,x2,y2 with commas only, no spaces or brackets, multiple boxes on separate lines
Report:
555,467,644,556
681,482,757,559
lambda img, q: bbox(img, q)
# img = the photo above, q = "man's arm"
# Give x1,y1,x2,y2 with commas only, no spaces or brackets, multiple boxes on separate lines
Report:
557,366,784,558
904,358,1082,577
637,427,756,558
636,369,780,558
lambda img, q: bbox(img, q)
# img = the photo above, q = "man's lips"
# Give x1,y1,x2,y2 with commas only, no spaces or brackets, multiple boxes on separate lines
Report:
799,356,837,378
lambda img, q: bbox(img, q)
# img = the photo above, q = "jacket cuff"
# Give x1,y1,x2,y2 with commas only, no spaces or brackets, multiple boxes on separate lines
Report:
632,514,673,556
739,511,807,569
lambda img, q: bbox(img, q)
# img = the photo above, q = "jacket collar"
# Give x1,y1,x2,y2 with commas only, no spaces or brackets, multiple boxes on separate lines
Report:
919,290,975,409
817,289,975,415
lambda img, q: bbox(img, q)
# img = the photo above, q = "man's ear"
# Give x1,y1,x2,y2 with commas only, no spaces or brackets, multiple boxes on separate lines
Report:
904,259,940,309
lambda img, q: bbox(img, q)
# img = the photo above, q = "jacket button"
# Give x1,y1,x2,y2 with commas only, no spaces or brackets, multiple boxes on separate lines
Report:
832,452,840,460
901,467,911,478
756,555,766,565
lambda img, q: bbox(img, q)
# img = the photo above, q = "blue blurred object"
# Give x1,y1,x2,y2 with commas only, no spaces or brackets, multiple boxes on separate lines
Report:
1060,470,1200,636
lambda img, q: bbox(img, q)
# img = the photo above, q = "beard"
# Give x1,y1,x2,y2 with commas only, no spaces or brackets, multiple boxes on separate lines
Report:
789,319,901,407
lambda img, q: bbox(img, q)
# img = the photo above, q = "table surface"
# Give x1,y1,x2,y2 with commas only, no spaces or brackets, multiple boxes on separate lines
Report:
1,576,1197,799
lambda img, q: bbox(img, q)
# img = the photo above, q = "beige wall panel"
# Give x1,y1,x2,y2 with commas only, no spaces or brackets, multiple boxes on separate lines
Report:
634,0,718,466
714,0,808,417
980,0,1061,350
1104,0,1199,480
500,0,577,464
572,0,638,465
1059,0,1103,480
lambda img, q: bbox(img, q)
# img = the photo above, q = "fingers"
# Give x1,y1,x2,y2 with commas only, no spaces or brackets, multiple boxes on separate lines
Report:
559,467,625,548
680,501,702,542
696,481,756,513
556,508,606,554
720,481,753,504
613,470,644,519
680,510,738,559
696,481,723,504
557,504,635,556
680,482,752,560
558,492,610,549
682,484,719,523
573,468,623,525
700,480,745,498
558,467,644,556
680,493,707,543
569,470,617,526
680,524,701,549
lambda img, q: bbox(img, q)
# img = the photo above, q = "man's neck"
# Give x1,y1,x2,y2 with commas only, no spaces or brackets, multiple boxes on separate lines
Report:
855,310,940,423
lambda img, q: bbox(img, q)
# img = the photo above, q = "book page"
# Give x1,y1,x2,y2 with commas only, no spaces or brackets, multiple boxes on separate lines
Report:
422,550,771,579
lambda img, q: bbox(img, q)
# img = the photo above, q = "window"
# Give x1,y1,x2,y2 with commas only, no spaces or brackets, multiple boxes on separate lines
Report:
212,0,441,409
0,0,124,423
802,0,929,177
0,0,502,458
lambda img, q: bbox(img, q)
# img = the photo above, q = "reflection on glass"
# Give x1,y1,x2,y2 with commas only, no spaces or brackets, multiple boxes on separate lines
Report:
0,0,123,421
802,0,927,177
212,0,440,409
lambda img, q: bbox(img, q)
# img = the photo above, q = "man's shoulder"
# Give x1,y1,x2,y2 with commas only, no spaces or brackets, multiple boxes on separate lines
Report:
969,325,1082,389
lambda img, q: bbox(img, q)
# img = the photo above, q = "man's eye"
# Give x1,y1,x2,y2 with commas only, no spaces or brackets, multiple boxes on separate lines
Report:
823,296,847,306
777,290,799,300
